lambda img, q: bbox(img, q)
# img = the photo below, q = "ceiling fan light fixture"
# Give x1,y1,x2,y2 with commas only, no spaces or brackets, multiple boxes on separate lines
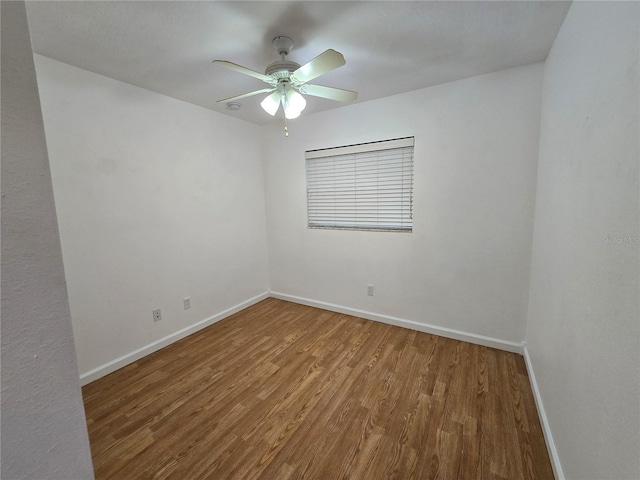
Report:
283,89,306,119
285,89,306,115
284,107,302,120
260,92,281,116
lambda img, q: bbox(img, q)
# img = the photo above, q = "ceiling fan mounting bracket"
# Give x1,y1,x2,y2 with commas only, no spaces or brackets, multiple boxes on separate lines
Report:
272,36,294,57
266,36,299,80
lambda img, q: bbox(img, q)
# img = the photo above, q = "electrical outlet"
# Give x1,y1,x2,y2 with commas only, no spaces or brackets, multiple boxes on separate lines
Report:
367,285,374,296
153,308,162,322
183,297,191,310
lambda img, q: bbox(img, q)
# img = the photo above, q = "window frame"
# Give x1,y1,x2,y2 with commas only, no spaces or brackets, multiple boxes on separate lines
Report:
305,137,415,233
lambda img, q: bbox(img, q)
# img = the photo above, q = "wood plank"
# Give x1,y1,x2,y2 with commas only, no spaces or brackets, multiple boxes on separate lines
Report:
83,298,555,479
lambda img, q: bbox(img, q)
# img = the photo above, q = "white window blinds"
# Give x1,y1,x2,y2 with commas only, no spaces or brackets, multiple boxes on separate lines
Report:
306,137,414,232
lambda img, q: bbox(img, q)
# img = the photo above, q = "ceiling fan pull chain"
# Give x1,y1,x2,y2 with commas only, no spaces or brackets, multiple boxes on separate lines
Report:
284,116,289,137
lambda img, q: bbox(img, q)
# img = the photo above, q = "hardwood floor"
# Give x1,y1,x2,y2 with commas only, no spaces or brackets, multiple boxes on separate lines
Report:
82,298,554,479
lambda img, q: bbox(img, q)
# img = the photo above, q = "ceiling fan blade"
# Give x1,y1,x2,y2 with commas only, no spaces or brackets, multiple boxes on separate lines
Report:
291,49,346,84
217,88,275,104
212,60,274,84
299,84,358,103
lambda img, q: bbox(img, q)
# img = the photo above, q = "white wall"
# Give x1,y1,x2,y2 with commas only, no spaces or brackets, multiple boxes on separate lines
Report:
0,2,94,478
34,56,269,378
20,3,639,477
264,64,543,344
526,2,639,479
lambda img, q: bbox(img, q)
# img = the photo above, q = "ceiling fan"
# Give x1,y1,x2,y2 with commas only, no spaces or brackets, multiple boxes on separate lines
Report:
213,36,357,120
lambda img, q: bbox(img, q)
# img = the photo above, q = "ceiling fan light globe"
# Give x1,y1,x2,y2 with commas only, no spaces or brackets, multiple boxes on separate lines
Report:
284,108,302,120
260,94,280,116
287,90,306,113
283,89,306,119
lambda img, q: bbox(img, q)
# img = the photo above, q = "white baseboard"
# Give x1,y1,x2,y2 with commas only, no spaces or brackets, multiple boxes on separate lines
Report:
269,291,525,354
523,345,564,480
270,292,565,474
81,289,560,478
79,291,270,386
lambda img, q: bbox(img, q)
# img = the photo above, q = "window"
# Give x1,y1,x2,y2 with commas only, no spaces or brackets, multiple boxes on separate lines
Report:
305,137,414,232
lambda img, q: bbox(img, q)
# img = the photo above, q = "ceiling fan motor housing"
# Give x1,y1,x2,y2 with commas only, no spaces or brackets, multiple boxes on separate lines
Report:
265,60,301,80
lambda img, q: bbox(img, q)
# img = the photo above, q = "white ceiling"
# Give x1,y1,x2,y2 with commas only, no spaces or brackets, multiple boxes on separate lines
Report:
26,1,571,125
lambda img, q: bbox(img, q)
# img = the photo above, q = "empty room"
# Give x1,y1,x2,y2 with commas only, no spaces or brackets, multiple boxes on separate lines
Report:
2,1,638,479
